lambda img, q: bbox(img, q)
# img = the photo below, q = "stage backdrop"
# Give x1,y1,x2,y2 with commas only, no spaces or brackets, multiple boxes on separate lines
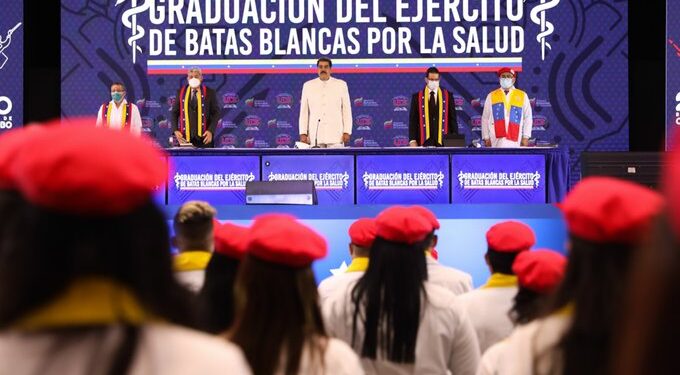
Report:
0,2,23,131
61,0,628,183
668,0,680,149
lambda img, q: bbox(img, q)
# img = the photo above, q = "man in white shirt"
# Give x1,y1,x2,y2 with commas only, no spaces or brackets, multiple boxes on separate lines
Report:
96,82,142,135
481,68,532,148
299,57,353,148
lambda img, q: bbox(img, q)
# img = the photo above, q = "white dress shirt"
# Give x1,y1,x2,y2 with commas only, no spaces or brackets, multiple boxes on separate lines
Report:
299,77,353,146
0,324,252,375
318,271,364,305
278,337,365,375
96,99,143,136
323,281,481,375
426,255,474,296
456,284,518,353
475,313,570,375
481,87,532,148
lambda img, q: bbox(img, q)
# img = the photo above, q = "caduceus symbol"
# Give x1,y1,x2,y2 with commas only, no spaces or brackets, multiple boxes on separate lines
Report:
530,0,561,61
0,22,22,70
115,0,153,64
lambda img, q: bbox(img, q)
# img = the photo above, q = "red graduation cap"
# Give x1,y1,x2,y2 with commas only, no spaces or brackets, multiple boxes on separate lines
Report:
376,206,432,244
410,205,440,231
486,221,535,253
0,126,44,190
497,67,517,77
247,214,327,267
11,118,168,215
560,177,663,244
348,218,377,248
214,222,250,260
512,249,567,294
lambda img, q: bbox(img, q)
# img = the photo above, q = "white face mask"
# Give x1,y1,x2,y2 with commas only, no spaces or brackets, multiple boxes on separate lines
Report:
500,78,514,90
427,80,440,91
188,77,201,88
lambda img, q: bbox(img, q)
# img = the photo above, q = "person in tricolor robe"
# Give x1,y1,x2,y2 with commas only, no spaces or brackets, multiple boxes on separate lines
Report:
408,67,459,147
171,68,220,148
481,68,533,148
95,82,142,135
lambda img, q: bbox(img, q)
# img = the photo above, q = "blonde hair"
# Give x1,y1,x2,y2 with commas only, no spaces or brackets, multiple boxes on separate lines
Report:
175,201,216,224
173,201,216,250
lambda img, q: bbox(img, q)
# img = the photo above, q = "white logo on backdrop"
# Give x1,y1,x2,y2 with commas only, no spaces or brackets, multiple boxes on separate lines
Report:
0,22,22,70
530,0,560,61
116,0,153,64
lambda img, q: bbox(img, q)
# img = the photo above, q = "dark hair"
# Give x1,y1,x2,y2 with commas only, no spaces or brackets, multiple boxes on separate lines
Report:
425,67,440,77
229,255,327,375
612,213,680,375
173,201,216,251
0,201,196,328
317,57,332,68
0,200,197,374
540,235,635,375
509,286,547,325
110,82,126,91
486,249,520,274
351,236,429,363
197,253,241,334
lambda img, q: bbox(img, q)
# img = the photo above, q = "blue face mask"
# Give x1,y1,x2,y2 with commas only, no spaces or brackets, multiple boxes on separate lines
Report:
111,92,124,102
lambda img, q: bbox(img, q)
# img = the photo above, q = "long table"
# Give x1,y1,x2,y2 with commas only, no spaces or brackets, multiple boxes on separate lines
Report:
163,147,569,205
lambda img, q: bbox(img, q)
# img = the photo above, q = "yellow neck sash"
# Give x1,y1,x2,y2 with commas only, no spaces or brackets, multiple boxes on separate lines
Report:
13,278,151,331
173,251,211,272
481,273,518,289
183,88,203,140
346,257,369,273
424,88,444,144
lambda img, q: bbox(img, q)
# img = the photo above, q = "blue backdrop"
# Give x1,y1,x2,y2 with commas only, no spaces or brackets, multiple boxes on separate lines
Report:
166,204,568,287
61,0,628,184
0,2,23,131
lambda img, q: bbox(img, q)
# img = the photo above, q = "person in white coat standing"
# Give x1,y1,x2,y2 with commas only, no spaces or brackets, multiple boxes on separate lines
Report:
228,214,364,375
477,249,567,375
457,221,536,353
318,218,377,303
299,57,353,148
0,122,251,375
324,206,480,375
411,205,474,296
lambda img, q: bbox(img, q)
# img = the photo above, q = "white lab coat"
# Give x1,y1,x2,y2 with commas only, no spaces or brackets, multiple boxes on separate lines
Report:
476,339,509,375
174,270,206,293
299,77,353,146
456,285,518,353
96,100,143,136
277,337,365,375
481,87,532,148
323,282,481,375
477,313,569,375
318,271,364,305
0,324,251,375
426,255,474,296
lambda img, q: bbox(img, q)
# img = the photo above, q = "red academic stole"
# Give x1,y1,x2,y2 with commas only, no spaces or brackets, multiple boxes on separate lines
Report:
490,88,525,142
179,85,208,140
100,102,132,130
417,88,450,145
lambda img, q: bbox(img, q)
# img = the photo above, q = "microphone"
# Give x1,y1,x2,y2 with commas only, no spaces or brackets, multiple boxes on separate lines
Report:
312,118,321,148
